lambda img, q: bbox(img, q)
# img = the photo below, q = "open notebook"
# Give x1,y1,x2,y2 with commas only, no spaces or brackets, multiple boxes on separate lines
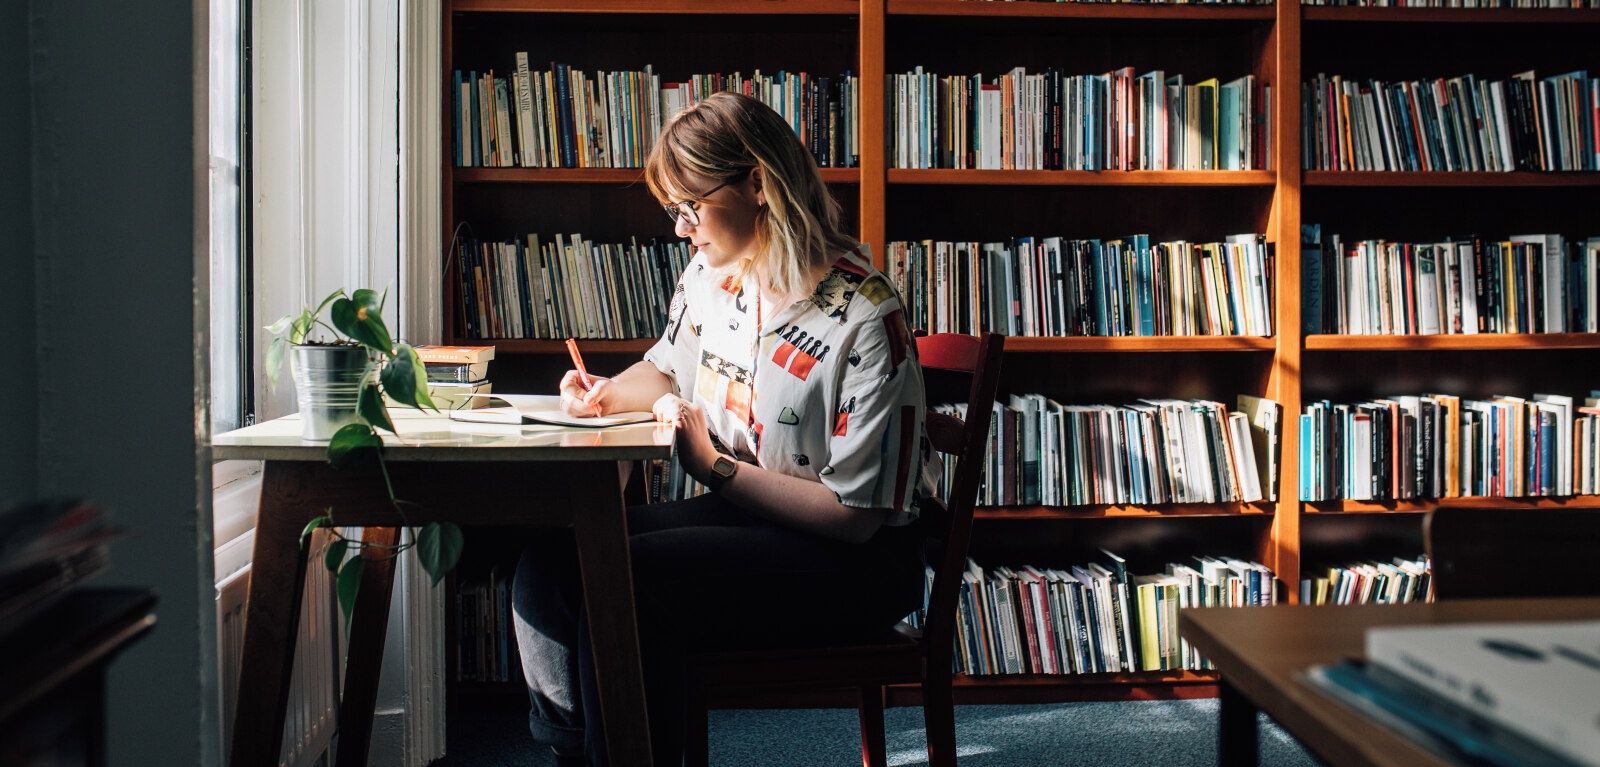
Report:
445,394,654,428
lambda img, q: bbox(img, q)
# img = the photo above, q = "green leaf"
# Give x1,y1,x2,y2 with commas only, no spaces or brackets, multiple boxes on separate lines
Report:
327,423,382,469
376,283,391,314
357,384,397,435
290,308,315,345
416,522,464,587
266,337,287,391
314,288,345,319
380,345,437,411
324,538,348,573
300,513,332,548
265,313,294,335
337,555,366,632
330,296,394,355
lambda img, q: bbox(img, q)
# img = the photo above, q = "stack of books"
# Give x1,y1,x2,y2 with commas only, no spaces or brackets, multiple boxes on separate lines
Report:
416,345,495,410
0,499,119,639
1303,620,1600,767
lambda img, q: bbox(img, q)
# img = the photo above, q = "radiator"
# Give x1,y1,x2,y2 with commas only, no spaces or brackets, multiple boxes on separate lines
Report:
217,526,342,767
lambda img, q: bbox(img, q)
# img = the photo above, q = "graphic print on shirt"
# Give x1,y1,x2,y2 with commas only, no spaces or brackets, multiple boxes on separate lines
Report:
808,261,867,320
697,349,753,423
768,323,830,382
665,283,687,345
834,395,855,437
881,308,915,369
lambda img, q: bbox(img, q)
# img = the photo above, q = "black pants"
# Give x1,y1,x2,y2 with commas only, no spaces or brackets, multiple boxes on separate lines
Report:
512,491,927,766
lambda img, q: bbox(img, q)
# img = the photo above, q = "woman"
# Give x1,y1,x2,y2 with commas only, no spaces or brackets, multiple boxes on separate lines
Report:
513,92,939,766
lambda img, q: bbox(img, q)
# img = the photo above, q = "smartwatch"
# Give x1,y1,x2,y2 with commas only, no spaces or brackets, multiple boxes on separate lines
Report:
706,454,739,492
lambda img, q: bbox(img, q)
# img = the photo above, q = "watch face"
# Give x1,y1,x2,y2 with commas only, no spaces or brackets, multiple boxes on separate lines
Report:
713,456,737,477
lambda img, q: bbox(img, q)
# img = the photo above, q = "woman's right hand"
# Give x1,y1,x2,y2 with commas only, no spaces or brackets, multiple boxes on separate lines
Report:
559,369,610,417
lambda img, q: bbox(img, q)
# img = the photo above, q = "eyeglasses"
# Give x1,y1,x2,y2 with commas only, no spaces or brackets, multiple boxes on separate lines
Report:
662,168,752,227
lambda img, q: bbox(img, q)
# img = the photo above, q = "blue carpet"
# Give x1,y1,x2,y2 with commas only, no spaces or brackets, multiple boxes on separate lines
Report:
432,700,1323,766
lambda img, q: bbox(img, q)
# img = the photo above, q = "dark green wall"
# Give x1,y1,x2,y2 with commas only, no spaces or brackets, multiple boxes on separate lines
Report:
22,0,218,764
1,0,37,504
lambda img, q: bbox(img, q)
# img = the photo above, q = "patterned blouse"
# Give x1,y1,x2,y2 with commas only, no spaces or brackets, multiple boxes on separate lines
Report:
645,244,939,526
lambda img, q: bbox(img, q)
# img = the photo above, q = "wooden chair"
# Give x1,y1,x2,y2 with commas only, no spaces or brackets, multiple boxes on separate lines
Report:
683,331,1005,767
1424,506,1600,600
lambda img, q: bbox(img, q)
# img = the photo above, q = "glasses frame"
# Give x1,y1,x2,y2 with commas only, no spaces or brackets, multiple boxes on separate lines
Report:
663,168,753,227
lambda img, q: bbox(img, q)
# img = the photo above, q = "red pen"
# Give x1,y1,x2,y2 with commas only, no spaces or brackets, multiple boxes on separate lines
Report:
566,338,592,389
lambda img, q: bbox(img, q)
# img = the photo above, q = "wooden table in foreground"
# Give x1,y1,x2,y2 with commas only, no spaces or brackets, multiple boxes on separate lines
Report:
215,410,674,767
1180,597,1600,767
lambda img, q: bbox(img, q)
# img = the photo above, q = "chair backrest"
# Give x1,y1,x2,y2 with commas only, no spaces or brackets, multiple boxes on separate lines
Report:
1424,506,1600,599
914,332,1005,670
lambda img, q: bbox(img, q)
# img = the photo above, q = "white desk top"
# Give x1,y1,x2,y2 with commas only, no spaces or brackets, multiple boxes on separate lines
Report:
213,408,675,462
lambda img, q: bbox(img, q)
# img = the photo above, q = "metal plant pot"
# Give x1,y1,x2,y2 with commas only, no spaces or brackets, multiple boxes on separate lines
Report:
291,344,374,441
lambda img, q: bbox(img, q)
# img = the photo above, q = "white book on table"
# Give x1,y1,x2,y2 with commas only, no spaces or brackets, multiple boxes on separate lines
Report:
1366,619,1600,767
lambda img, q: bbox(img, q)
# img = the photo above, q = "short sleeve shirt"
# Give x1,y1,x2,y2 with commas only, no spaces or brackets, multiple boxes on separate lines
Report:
644,244,940,526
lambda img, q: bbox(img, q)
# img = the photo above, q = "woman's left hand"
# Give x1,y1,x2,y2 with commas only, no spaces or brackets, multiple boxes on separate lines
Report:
653,394,717,483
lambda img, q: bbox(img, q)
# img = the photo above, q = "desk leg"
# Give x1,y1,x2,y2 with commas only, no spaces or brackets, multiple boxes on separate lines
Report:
1218,679,1258,767
334,526,400,767
570,464,653,767
230,463,313,767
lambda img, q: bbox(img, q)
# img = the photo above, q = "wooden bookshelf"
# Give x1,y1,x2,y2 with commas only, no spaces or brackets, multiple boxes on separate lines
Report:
441,0,1600,703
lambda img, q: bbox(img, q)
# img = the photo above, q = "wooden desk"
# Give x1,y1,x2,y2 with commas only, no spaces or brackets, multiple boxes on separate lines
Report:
216,410,674,767
1179,598,1600,767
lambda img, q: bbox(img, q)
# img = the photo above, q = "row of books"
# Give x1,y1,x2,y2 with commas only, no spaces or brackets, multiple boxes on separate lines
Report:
1302,70,1598,172
940,554,1282,676
642,456,705,505
454,234,692,340
455,567,520,683
936,394,1280,508
1301,227,1600,335
1298,391,1600,501
890,67,1270,171
453,59,859,169
887,234,1274,338
1299,556,1434,605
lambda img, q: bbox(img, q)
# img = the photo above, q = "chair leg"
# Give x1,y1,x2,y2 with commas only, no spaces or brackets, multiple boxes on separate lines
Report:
857,686,887,767
685,684,710,767
922,675,958,767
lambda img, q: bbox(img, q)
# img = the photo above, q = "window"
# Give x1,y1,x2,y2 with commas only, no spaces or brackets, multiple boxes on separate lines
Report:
209,0,250,434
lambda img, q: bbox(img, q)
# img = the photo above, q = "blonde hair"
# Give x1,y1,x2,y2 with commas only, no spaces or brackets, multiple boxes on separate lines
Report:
645,92,857,298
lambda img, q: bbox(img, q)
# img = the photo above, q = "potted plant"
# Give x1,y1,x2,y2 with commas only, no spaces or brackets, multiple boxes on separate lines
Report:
265,286,462,623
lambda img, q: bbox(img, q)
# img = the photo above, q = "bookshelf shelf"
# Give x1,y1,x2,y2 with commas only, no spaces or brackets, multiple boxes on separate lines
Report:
452,167,860,185
453,336,1280,354
449,338,657,354
1303,171,1600,188
889,0,1275,21
1005,336,1276,352
1306,496,1600,514
977,502,1274,520
1304,333,1600,351
898,670,1221,705
451,0,860,14
888,169,1277,187
1302,6,1600,24
953,670,1218,687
